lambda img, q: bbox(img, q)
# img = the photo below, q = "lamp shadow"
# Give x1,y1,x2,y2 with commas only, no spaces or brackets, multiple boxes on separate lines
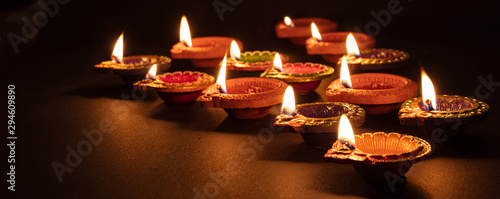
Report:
147,102,224,131
318,170,431,199
282,143,327,163
429,132,500,159
214,114,277,134
63,80,157,101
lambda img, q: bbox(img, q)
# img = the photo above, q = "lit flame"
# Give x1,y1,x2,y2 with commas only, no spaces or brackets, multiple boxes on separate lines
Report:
311,22,322,41
273,53,283,72
281,86,295,115
230,40,241,60
421,70,437,111
338,115,356,148
284,16,294,28
146,64,157,79
340,56,352,88
180,15,192,47
111,32,124,63
215,55,228,93
346,33,360,56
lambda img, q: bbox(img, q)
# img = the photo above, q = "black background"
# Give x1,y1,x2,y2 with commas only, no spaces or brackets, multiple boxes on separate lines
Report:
1,0,500,198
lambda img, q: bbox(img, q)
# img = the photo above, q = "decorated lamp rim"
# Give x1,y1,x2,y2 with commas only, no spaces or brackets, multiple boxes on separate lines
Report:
344,48,410,65
399,95,489,119
133,71,215,93
325,132,432,164
260,62,334,82
275,102,365,130
94,55,171,70
228,51,289,71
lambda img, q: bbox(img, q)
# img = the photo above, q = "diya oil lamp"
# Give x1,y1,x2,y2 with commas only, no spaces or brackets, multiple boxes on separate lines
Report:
399,70,490,138
274,86,365,149
326,57,418,114
325,115,432,180
260,53,334,94
170,16,244,67
339,33,410,71
133,64,215,104
94,33,172,84
198,55,288,119
227,41,289,77
275,17,338,46
305,27,375,63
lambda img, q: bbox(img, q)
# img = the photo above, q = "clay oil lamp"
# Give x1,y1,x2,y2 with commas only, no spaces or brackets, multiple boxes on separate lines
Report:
170,16,243,67
275,16,338,46
226,40,289,77
275,86,365,149
260,53,334,94
94,33,172,84
325,115,432,180
399,70,490,138
326,57,418,114
198,55,288,119
133,64,215,104
305,25,375,63
340,33,410,71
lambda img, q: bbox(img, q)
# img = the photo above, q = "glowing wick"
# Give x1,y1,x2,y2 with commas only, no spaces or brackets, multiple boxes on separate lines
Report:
111,32,124,64
280,86,296,116
311,22,322,42
421,69,437,111
340,56,352,89
346,33,361,58
336,115,356,153
145,64,157,80
284,16,295,28
215,55,228,94
273,53,283,72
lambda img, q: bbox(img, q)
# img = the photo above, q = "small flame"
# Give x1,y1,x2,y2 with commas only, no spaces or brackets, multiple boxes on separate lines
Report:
340,56,352,88
146,64,157,79
230,40,241,60
215,55,228,93
180,15,192,47
311,22,322,41
273,53,283,72
421,69,437,111
281,86,296,115
111,32,124,63
346,33,360,57
338,115,356,147
284,16,294,28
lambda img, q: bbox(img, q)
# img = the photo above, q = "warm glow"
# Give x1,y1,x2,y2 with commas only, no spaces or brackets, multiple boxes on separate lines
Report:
338,115,356,146
421,70,437,111
230,40,241,60
273,53,283,72
311,22,322,41
180,15,192,47
281,86,295,115
346,33,360,56
340,56,352,88
215,55,228,93
111,33,124,63
146,64,157,79
284,16,294,28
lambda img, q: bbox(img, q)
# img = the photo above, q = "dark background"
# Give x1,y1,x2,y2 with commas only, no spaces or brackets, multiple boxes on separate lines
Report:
2,0,500,198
